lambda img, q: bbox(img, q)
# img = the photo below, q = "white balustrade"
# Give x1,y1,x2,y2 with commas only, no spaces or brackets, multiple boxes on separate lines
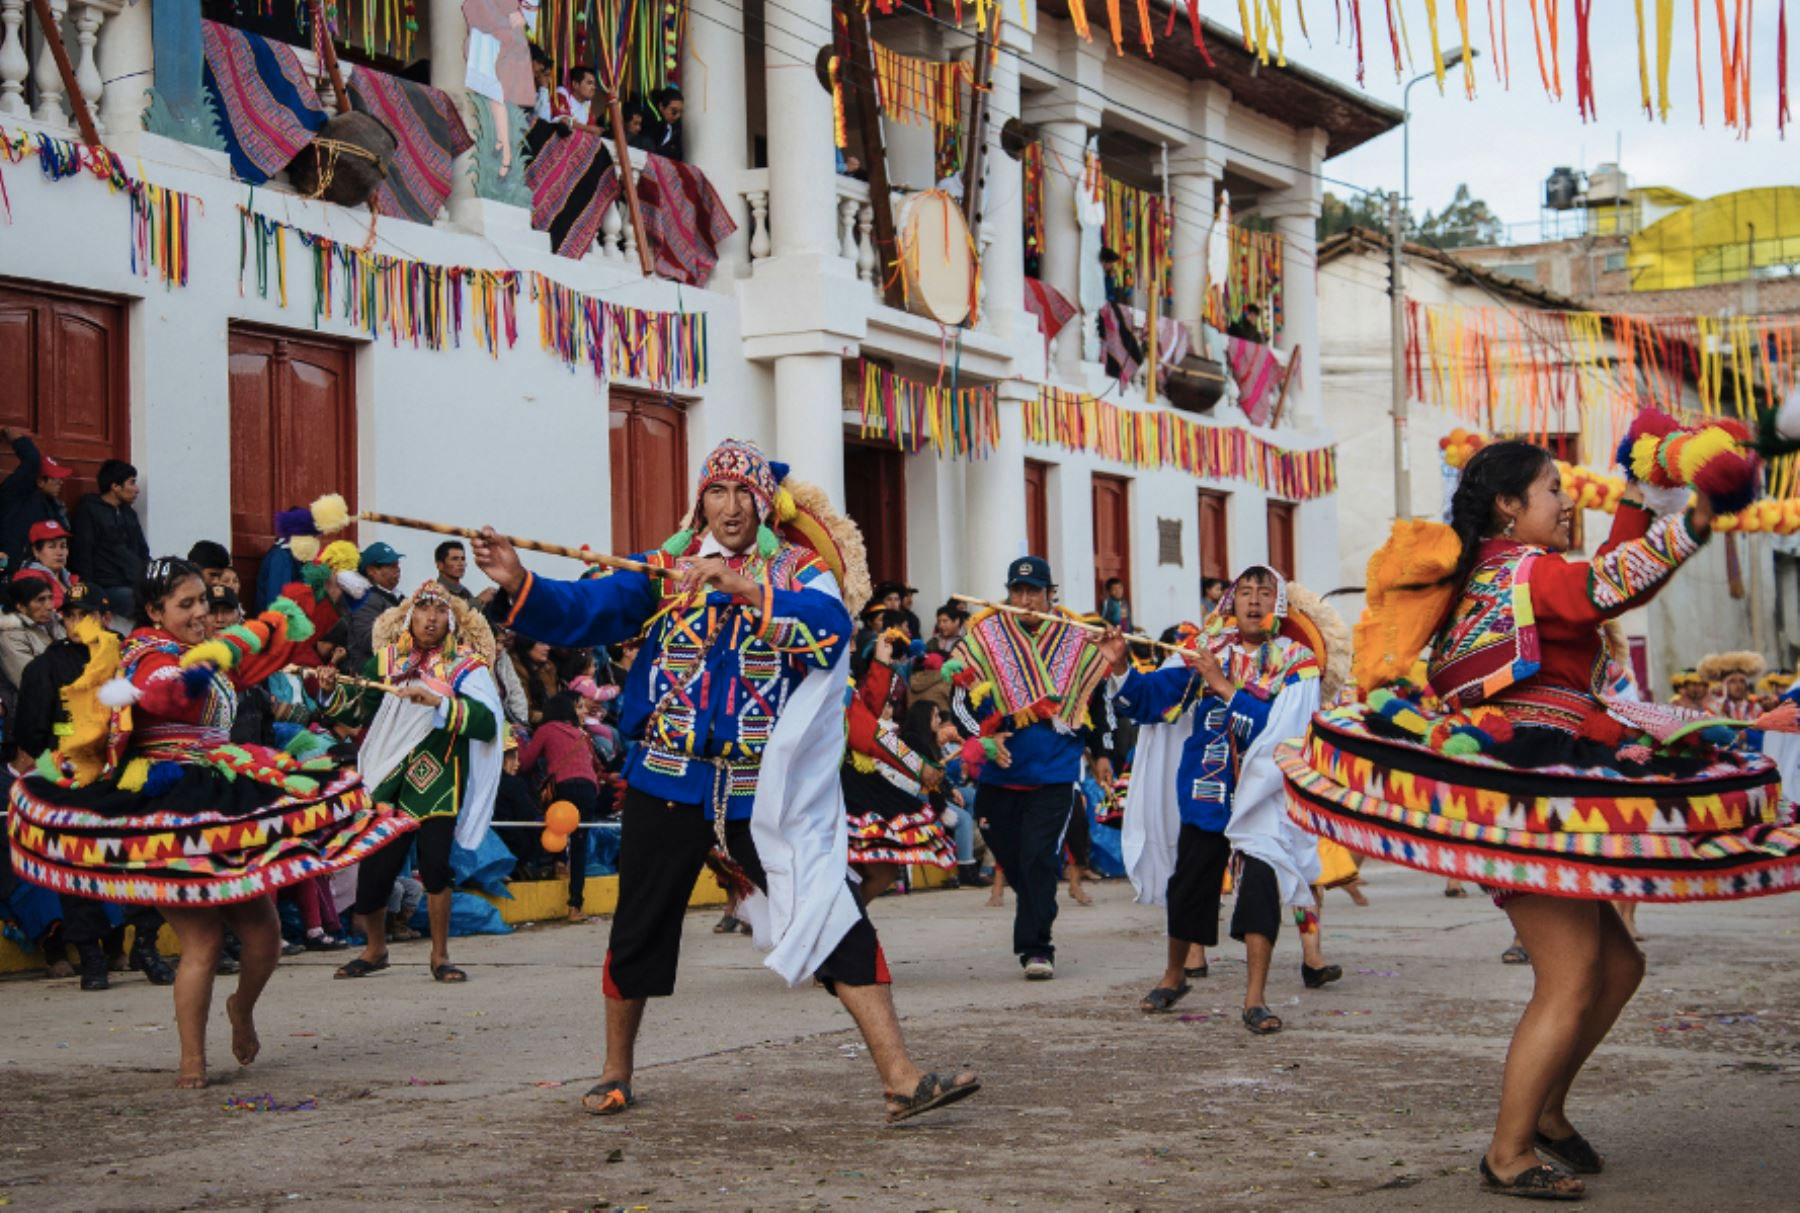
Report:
0,0,28,119
71,0,103,132
31,0,67,123
599,196,624,262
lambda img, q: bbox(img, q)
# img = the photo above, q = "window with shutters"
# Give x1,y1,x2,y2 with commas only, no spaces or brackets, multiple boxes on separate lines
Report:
1091,473,1132,610
844,442,908,586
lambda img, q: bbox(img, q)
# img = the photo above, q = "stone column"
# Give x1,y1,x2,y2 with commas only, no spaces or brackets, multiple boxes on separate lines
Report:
763,0,838,261
962,381,1030,589
1035,119,1088,379
97,0,153,141
1167,168,1218,347
972,21,1026,342
773,354,845,507
685,0,749,276
1263,128,1326,431
429,0,476,213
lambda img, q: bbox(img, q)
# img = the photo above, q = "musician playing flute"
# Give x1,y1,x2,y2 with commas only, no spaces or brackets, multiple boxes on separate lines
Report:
943,556,1122,983
471,439,978,1123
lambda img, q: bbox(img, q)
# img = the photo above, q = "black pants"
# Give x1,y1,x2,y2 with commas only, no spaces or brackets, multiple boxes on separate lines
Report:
60,896,162,949
1166,825,1230,946
1064,793,1092,869
1228,855,1284,943
604,786,887,999
978,783,1075,964
353,814,455,917
558,778,601,909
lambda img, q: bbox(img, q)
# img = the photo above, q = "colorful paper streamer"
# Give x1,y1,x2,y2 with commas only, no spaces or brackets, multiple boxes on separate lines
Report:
530,271,708,391
858,360,999,459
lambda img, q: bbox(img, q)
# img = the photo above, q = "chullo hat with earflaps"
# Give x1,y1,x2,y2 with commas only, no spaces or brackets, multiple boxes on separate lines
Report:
658,438,871,617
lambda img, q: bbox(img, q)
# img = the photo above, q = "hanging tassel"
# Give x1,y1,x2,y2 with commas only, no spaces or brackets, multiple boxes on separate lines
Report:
661,528,695,556
756,523,779,559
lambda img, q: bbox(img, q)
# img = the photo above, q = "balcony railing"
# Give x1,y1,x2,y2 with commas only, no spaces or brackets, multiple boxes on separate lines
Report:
0,0,142,135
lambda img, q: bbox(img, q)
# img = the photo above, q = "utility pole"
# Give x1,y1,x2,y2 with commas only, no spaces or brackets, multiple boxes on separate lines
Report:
1389,191,1411,520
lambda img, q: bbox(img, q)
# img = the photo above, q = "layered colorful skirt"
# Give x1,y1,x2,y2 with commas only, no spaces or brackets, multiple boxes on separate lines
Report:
846,805,957,869
8,759,413,908
1278,703,1800,903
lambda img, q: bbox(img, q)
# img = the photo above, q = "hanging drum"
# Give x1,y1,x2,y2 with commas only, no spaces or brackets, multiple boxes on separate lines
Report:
897,190,976,327
287,112,397,208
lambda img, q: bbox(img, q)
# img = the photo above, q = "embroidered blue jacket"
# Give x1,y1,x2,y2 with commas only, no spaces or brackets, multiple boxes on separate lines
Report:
505,546,850,820
1113,666,1272,832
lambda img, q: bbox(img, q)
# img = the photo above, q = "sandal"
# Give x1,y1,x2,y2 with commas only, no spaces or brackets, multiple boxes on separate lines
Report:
1501,945,1531,965
1139,981,1191,1013
1183,964,1209,979
713,914,743,934
431,963,469,983
1477,1157,1585,1200
1534,1130,1604,1175
1445,886,1471,898
885,1071,980,1123
333,955,390,979
1301,962,1343,989
1242,1005,1283,1034
582,1080,635,1115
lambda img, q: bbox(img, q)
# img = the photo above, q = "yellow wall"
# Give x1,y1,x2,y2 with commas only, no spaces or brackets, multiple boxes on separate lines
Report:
1629,186,1800,291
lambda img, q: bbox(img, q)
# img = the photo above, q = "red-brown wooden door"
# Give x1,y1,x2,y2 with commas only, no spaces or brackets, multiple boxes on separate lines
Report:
844,443,907,587
1024,459,1050,559
1266,499,1296,580
228,326,357,588
0,279,130,516
1197,489,1230,582
1091,473,1131,611
609,391,689,554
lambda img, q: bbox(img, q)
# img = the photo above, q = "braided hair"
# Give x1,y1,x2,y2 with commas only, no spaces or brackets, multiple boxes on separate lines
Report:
135,557,205,629
1444,440,1556,595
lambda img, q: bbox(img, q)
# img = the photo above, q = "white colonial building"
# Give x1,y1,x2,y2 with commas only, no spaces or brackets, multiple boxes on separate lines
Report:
0,0,1397,629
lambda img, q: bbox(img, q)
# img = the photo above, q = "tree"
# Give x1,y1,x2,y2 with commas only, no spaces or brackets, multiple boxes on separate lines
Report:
1417,184,1505,248
1317,189,1402,240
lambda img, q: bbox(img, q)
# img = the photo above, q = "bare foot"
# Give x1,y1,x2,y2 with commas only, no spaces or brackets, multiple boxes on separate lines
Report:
984,893,1004,908
176,1063,208,1089
226,993,260,1066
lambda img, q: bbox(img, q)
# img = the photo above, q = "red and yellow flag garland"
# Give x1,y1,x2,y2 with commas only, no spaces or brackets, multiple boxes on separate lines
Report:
858,360,999,459
530,272,708,391
1,124,196,289
1026,386,1338,500
237,208,519,356
1406,300,1800,460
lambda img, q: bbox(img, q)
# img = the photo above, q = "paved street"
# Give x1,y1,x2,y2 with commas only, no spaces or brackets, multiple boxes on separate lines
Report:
2,865,1796,1211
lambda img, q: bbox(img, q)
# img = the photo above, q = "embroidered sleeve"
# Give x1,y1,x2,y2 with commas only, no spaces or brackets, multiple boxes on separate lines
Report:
321,656,383,728
1112,666,1202,725
756,570,851,670
505,563,661,648
1532,510,1705,622
1225,688,1273,745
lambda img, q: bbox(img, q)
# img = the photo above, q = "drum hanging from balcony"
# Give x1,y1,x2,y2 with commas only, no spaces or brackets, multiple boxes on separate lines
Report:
897,190,976,327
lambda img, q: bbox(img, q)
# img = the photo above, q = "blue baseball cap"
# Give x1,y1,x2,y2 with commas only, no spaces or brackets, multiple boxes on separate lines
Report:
360,541,404,569
1006,556,1053,589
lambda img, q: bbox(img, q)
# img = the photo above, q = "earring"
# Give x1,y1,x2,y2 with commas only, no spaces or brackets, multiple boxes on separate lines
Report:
1502,518,1516,537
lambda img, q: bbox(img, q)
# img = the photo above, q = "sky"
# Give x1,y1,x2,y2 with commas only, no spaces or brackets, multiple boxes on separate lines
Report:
1229,6,1793,236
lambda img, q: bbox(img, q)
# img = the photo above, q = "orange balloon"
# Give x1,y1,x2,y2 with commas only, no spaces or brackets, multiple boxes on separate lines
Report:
540,827,568,854
545,800,580,835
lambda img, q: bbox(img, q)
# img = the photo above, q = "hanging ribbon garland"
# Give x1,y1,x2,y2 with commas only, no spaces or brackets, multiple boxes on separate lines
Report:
869,38,977,178
534,0,684,109
857,360,999,459
1405,300,1800,463
237,207,519,356
1025,387,1338,500
1,125,196,289
530,272,708,391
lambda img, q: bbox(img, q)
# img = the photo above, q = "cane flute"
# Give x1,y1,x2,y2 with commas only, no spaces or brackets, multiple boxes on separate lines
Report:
948,594,1189,659
354,512,676,579
279,664,405,695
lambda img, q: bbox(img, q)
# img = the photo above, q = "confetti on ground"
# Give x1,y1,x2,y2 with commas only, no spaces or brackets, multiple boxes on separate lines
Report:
223,1094,319,1112
1327,1009,1374,1016
733,1113,757,1120
1355,969,1400,977
1178,1014,1210,1022
407,1077,448,1086
290,1031,318,1037
533,1080,564,1088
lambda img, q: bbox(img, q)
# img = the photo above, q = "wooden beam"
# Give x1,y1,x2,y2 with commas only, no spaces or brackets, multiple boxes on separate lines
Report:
308,0,352,115
28,0,99,147
841,0,903,308
1268,345,1302,430
606,95,656,276
958,29,992,240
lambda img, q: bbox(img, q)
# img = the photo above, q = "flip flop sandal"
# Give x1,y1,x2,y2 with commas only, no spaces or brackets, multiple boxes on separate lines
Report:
1477,1157,1585,1200
333,955,390,979
1140,982,1192,1012
1534,1131,1604,1175
1242,1006,1283,1034
885,1072,981,1123
582,1080,635,1116
1184,964,1209,979
1502,945,1531,965
431,963,469,983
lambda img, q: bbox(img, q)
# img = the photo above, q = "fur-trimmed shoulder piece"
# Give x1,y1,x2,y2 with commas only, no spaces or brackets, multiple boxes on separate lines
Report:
777,475,871,618
1698,650,1767,682
372,593,497,666
1284,581,1351,704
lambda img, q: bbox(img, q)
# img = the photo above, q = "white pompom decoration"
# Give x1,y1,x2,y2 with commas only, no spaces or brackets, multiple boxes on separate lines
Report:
98,678,141,708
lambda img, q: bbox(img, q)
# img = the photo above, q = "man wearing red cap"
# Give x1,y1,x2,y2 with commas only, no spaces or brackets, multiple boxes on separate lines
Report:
0,427,73,571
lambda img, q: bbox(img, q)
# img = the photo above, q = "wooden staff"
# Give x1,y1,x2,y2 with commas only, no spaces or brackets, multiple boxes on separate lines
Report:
949,594,1188,658
279,664,403,695
605,93,655,276
353,511,677,578
308,0,353,115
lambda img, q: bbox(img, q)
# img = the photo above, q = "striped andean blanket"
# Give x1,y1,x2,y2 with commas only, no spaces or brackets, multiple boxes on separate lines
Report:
347,69,475,224
199,20,326,184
